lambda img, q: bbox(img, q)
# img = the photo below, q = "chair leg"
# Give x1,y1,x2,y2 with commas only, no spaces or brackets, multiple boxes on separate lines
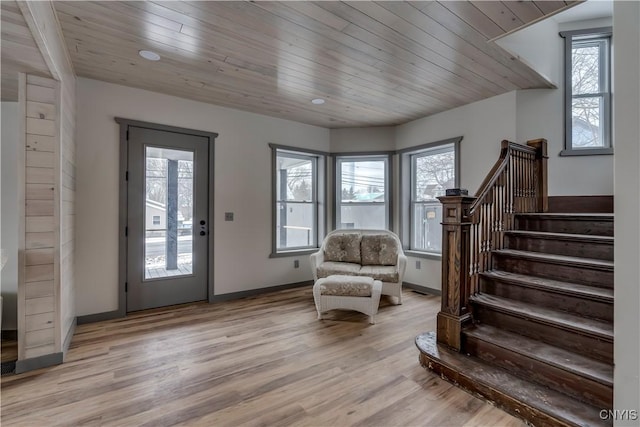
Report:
369,315,375,324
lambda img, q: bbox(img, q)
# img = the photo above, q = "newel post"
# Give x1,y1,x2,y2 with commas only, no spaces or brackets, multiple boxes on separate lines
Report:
527,138,548,213
436,195,476,351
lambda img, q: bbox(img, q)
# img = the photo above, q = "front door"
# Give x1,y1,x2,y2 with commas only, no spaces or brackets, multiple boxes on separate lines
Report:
126,126,210,312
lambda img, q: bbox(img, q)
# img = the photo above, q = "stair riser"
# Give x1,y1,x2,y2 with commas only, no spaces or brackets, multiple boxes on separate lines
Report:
463,335,613,408
472,307,613,364
417,352,579,427
505,235,613,261
493,255,613,289
479,279,613,322
516,218,613,236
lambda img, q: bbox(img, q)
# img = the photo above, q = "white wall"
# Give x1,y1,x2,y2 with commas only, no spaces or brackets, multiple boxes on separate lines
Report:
501,14,614,196
330,127,395,153
516,88,613,196
496,18,562,85
613,1,640,422
1,102,19,330
395,91,518,291
76,78,329,316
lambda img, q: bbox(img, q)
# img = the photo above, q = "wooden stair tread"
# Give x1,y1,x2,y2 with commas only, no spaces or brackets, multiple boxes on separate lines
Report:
470,294,613,341
504,230,614,243
515,213,613,220
416,332,609,427
480,270,614,302
493,249,614,270
464,325,613,386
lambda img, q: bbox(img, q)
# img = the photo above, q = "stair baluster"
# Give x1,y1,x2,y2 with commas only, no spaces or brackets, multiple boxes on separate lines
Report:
436,139,547,350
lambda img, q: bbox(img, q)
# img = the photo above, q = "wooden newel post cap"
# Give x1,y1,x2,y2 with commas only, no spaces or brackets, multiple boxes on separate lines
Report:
444,188,469,196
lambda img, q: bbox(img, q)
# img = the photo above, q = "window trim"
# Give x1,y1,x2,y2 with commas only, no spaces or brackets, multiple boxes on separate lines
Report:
334,153,392,231
399,136,462,257
560,27,613,156
269,143,327,257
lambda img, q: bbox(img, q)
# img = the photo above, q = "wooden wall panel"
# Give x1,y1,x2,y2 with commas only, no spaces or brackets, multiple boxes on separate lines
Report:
24,249,55,266
16,0,78,365
25,327,55,348
18,75,59,360
26,134,55,152
25,232,54,249
23,343,55,359
25,311,54,331
58,62,76,352
24,280,54,299
25,184,55,200
25,296,54,316
26,166,54,184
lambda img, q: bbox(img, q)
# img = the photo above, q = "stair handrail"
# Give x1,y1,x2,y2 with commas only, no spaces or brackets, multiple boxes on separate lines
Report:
470,141,536,214
435,138,548,351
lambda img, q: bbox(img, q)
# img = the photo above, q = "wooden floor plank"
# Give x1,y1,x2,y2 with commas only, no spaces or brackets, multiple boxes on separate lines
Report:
1,288,523,426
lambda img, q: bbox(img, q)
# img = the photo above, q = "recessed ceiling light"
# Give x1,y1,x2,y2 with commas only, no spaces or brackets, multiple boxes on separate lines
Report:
311,98,325,105
139,50,161,61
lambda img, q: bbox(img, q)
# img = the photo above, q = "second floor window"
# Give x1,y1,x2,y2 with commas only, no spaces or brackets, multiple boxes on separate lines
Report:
561,28,612,155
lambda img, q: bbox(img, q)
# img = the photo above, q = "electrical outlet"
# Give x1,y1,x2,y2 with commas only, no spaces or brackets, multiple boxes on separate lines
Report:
415,260,421,270
294,260,299,268
224,212,234,221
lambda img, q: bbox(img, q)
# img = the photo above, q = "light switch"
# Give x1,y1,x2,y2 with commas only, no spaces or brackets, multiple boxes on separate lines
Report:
225,212,234,221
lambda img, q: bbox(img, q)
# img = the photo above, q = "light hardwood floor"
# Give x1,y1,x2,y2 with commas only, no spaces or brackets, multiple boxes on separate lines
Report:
1,287,523,426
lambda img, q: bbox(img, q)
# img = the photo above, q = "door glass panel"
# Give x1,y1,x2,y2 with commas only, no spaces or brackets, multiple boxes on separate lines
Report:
144,146,194,280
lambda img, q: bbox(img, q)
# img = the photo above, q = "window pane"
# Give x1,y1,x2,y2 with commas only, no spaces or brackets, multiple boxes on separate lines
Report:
572,96,604,148
413,149,455,201
276,155,314,202
412,203,443,252
276,202,315,249
340,160,385,202
339,204,386,230
572,42,601,95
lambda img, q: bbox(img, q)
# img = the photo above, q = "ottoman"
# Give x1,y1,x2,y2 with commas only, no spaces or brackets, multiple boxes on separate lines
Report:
313,275,382,324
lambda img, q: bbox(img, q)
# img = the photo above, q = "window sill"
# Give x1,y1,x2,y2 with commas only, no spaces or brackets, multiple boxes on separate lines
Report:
404,250,442,260
559,147,613,156
269,249,318,258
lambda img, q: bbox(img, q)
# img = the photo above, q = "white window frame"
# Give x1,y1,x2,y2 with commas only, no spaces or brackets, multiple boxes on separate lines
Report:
399,137,461,259
334,154,391,231
560,27,613,156
270,144,326,257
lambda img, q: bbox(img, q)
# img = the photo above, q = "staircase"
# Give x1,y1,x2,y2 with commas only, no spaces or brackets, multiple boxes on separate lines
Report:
415,139,615,427
418,211,614,426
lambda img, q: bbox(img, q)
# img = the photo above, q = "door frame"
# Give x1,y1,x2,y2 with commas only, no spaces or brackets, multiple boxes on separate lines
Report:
116,118,217,316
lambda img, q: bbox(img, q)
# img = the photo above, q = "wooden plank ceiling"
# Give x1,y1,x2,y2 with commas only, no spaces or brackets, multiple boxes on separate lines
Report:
52,1,578,127
1,1,52,101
